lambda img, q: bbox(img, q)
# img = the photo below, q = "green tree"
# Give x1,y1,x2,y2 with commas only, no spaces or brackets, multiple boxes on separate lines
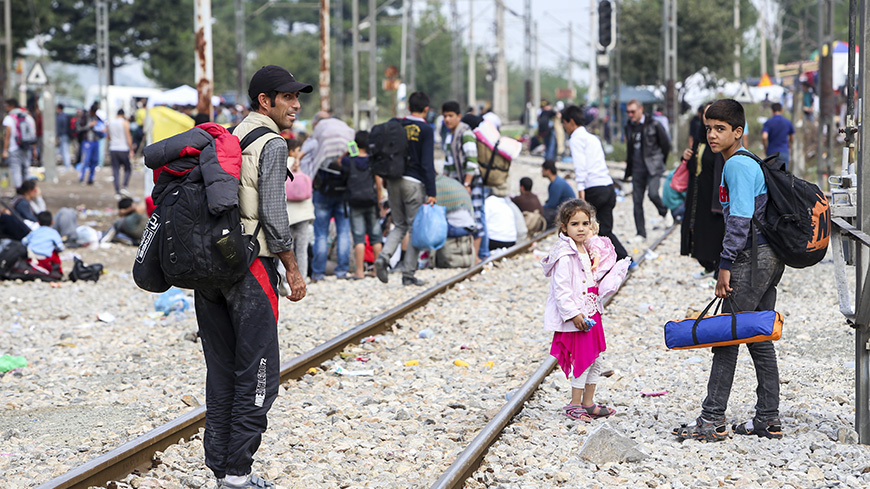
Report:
618,0,758,85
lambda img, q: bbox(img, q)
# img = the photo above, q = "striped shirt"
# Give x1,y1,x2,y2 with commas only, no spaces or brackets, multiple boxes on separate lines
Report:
443,129,479,179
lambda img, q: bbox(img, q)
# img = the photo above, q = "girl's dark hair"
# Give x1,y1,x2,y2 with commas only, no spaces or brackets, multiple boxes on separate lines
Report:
16,179,37,195
286,138,302,151
557,198,598,234
705,99,745,131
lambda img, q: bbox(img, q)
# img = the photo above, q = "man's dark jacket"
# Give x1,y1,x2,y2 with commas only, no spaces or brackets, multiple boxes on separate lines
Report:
624,116,671,181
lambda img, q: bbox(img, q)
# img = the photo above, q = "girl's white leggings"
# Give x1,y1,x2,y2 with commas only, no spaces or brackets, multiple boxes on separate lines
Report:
570,358,600,389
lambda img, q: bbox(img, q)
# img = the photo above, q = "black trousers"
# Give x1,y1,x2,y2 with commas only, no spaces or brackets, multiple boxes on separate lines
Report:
584,184,629,260
195,257,281,479
631,164,669,237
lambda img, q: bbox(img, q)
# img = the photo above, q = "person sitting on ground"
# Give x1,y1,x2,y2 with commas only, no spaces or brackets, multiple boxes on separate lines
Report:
435,167,476,238
484,189,526,252
104,197,148,246
22,210,64,274
541,159,576,228
512,177,543,214
341,130,383,280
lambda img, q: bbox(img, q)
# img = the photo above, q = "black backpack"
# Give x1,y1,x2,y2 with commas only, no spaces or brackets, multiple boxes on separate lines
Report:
0,239,27,278
132,126,273,292
734,150,830,268
343,156,378,207
368,118,408,179
69,257,103,282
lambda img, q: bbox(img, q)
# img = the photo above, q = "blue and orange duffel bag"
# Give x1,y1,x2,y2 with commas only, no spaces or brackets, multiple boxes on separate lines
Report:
664,297,784,350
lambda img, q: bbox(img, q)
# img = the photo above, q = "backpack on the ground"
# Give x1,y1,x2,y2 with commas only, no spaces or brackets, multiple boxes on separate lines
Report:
368,118,408,179
133,125,273,292
14,112,37,150
5,257,63,282
69,257,103,282
343,156,378,207
734,150,830,268
0,239,26,278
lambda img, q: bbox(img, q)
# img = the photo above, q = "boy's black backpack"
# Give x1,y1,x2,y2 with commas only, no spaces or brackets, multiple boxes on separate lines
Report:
14,112,37,150
368,118,408,179
343,156,378,207
312,158,348,197
133,126,273,292
69,257,103,282
735,150,830,268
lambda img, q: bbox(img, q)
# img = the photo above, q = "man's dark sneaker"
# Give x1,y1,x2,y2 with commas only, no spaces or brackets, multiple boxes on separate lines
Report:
672,416,728,442
219,475,274,489
374,256,389,283
733,418,783,439
402,275,426,286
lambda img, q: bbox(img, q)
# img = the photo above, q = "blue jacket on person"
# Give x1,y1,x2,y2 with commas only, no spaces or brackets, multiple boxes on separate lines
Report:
544,175,576,210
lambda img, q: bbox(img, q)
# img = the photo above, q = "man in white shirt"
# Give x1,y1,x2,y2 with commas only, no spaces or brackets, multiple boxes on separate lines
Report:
2,99,37,190
562,104,629,260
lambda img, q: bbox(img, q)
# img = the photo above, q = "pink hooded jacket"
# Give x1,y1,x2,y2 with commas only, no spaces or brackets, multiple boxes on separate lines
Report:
541,234,630,332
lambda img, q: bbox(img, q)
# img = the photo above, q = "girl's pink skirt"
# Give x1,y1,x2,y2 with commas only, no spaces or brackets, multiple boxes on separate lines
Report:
550,287,606,379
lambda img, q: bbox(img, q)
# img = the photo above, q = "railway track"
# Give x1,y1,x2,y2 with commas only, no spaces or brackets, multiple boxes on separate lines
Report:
36,228,560,489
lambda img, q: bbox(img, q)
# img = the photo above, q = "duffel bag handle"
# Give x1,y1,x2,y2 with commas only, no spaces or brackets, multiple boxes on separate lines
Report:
691,296,738,346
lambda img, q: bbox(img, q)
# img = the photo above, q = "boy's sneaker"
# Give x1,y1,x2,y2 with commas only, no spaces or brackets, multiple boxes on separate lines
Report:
672,416,728,442
733,418,783,439
219,475,274,489
663,213,675,228
692,269,713,280
402,275,426,286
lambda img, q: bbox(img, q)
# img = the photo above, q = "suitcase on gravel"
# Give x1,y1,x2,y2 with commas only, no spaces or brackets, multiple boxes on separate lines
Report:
664,297,783,350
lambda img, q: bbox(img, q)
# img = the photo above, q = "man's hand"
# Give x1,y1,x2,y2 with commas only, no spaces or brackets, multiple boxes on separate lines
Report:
1,150,7,159
426,196,437,205
715,269,732,299
285,269,306,302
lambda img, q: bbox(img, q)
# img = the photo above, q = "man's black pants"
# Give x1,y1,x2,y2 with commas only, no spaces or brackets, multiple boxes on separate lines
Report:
584,184,629,260
195,257,281,479
631,164,669,238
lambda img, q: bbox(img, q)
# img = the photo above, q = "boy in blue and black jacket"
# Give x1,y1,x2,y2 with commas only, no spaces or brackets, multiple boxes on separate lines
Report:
673,99,785,442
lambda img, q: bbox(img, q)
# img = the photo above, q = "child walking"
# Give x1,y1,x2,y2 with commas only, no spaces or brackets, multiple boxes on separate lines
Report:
541,199,630,421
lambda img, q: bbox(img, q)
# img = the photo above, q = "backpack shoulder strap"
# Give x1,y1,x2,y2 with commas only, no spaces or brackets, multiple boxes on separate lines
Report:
733,149,762,163
236,126,278,151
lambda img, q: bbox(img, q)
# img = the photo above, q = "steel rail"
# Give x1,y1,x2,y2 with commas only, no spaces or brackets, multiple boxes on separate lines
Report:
35,229,556,489
430,224,677,489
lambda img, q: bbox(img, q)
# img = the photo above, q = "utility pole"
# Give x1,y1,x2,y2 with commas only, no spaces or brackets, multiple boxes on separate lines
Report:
451,0,462,101
533,21,540,115
588,0,596,104
733,0,740,79
2,0,10,100
334,0,345,116
408,0,417,92
494,0,508,117
320,0,331,112
235,0,245,101
662,0,678,146
368,0,376,126
523,0,532,127
96,0,110,112
400,0,408,81
568,21,575,101
352,0,377,129
467,0,476,111
194,0,214,121
760,6,767,76
818,0,835,188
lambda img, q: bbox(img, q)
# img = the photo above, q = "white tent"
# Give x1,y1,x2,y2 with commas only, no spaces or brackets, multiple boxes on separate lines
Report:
147,85,221,108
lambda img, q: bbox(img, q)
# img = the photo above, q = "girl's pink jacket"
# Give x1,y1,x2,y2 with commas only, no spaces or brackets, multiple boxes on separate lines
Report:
541,234,630,332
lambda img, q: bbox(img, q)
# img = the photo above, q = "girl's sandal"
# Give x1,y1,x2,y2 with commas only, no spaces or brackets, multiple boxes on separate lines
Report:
581,403,616,419
562,404,593,422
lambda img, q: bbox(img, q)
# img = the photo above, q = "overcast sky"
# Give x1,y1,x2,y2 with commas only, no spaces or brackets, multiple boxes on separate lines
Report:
439,0,597,86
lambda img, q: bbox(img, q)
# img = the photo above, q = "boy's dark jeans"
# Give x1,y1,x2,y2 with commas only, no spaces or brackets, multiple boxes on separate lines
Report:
701,244,785,423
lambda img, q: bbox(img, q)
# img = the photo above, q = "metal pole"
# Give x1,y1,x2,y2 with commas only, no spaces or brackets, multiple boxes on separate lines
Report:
494,0,508,117
568,21,574,101
235,0,245,102
588,0,596,103
42,86,56,182
96,0,109,112
854,0,870,445
532,21,540,115
733,0,740,79
760,6,767,76
334,0,345,117
663,0,678,145
194,0,214,121
320,0,331,112
408,0,416,92
4,0,10,98
352,0,360,127
451,0,462,102
523,0,531,127
400,0,408,81
368,0,377,127
467,0,476,112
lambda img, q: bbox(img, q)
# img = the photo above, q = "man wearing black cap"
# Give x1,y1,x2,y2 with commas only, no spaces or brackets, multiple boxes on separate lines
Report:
195,65,310,489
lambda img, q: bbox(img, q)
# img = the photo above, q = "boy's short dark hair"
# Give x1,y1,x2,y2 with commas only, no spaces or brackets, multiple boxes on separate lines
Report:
519,177,533,191
705,99,745,131
118,197,134,210
354,130,369,149
37,211,52,227
408,91,430,113
441,100,461,115
286,138,302,152
561,105,585,126
542,159,558,175
771,102,783,113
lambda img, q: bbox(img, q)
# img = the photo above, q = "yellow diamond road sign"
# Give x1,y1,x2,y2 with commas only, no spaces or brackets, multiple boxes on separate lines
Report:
26,62,49,86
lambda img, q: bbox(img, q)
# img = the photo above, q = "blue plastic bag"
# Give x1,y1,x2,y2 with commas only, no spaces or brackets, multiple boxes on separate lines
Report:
154,287,191,316
411,204,448,250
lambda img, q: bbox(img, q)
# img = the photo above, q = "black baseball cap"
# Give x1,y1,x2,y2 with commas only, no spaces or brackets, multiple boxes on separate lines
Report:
248,65,313,104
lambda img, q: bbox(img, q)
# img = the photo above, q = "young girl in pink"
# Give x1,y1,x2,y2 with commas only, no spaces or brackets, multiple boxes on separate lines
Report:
541,199,631,421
